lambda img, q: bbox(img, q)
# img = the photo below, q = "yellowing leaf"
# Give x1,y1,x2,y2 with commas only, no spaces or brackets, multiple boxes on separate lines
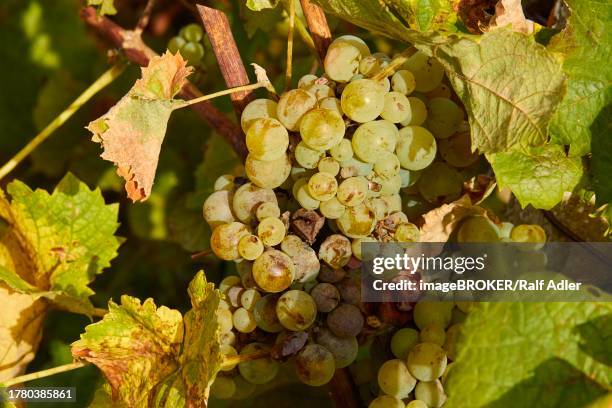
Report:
88,0,117,16
71,272,222,407
420,195,490,242
87,52,193,202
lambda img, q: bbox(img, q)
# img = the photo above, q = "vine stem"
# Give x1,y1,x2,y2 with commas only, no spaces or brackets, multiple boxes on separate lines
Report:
285,0,296,90
2,362,89,387
92,307,108,318
180,83,268,108
220,349,270,368
299,0,332,61
0,63,126,181
372,47,414,82
135,0,156,34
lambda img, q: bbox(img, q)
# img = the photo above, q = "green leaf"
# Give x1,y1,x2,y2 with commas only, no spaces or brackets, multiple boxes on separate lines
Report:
432,27,566,153
72,272,222,407
488,145,583,210
590,105,612,205
445,303,612,407
0,174,121,315
87,0,117,16
87,52,193,202
246,0,280,11
548,0,612,156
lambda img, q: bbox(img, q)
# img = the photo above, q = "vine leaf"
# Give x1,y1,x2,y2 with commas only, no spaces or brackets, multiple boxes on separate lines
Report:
0,173,121,316
246,0,279,11
548,0,612,157
591,105,612,206
488,0,534,34
87,0,117,16
488,144,583,210
432,27,566,154
71,271,222,407
445,302,612,407
420,195,490,242
87,52,193,202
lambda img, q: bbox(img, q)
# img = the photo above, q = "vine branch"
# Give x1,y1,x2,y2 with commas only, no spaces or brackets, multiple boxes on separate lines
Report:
135,0,157,34
80,6,248,159
2,362,89,387
197,5,254,118
328,368,361,408
299,0,332,61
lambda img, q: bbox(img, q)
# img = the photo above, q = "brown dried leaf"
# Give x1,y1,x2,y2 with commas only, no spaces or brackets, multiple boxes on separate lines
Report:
489,0,535,34
87,52,193,202
290,209,325,244
420,195,488,242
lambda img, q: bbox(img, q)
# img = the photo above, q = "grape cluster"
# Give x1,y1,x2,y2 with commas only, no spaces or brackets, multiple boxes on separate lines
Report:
168,23,206,66
202,32,548,404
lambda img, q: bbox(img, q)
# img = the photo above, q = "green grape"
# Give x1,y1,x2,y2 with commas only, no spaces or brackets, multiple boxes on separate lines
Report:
232,182,277,223
417,162,462,204
319,234,352,268
407,342,448,381
377,77,391,93
280,234,305,257
406,400,428,408
238,343,279,384
377,173,402,196
277,89,317,131
298,74,318,89
413,302,454,330
308,172,338,201
168,36,186,54
426,82,452,99
351,236,377,260
395,126,437,171
341,79,386,123
426,98,463,139
398,169,418,188
300,108,346,151
305,83,335,100
400,97,428,126
455,301,474,314
233,307,257,333
245,153,291,189
327,303,364,337
366,196,387,219
240,288,261,311
315,327,358,368
337,34,371,56
330,139,354,162
203,190,235,227
510,224,547,250
340,157,374,178
438,131,479,168
443,323,461,361
245,118,288,161
377,359,417,398
337,203,377,238
238,234,264,260
295,141,325,169
395,222,420,242
219,275,241,293
320,197,346,219
252,249,295,293
179,41,205,65
211,222,250,260
276,290,317,331
352,120,399,163
368,395,404,408
291,245,320,283
220,330,236,346
257,217,286,246
214,174,235,192
210,376,235,399
381,91,411,123
256,201,281,221
391,70,416,95
457,216,500,243
403,51,444,92
241,99,279,133
359,55,384,77
414,380,447,408
219,344,238,371
295,344,336,386
319,97,343,115
294,178,321,210
516,249,548,271
253,294,283,332
420,324,446,346
318,157,341,176
231,375,256,400
381,194,402,214
290,166,314,182
337,176,369,206
324,38,364,82
217,308,233,334
374,152,401,179
310,283,340,312
180,23,203,42
390,328,419,359
227,286,244,308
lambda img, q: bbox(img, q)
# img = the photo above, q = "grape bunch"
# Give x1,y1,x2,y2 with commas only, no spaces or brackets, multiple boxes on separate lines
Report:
202,32,548,404
168,23,206,66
